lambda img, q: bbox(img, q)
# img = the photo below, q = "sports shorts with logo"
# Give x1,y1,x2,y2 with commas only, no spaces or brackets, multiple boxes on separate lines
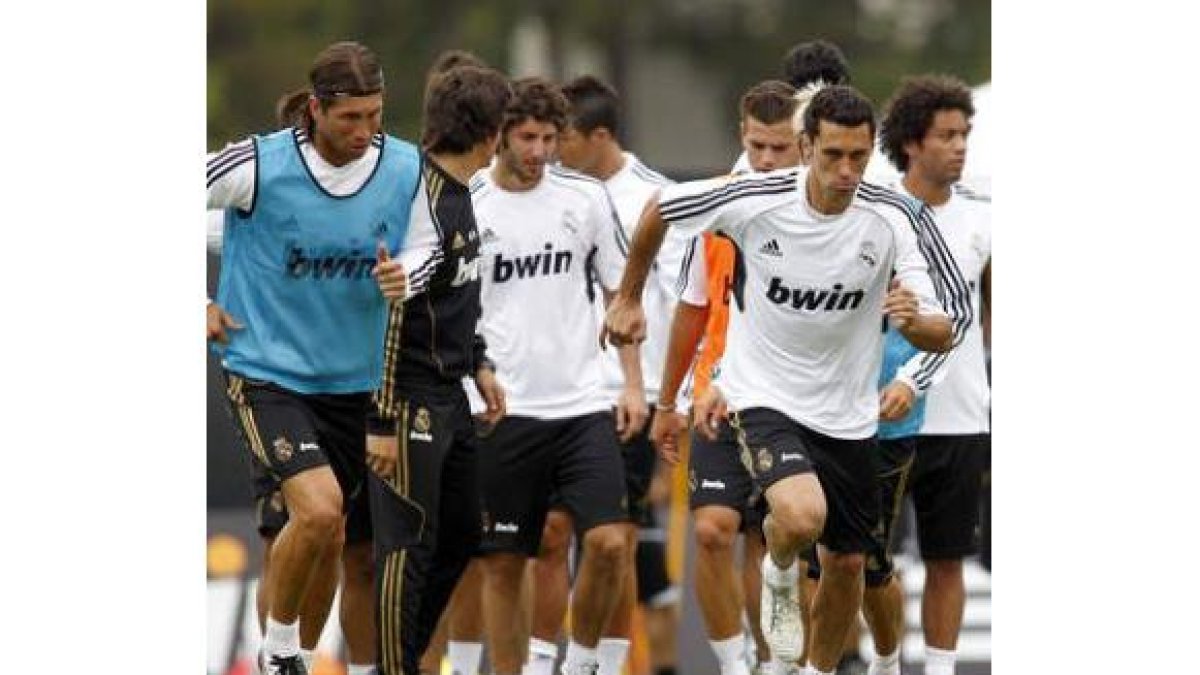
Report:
688,422,766,533
223,371,371,542
910,433,988,559
728,407,880,555
635,508,679,607
477,411,628,556
806,436,917,587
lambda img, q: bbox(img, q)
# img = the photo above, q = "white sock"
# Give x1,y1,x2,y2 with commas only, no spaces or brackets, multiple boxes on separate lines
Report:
347,665,375,675
596,637,631,675
924,646,956,675
448,640,485,674
709,635,751,675
560,640,598,673
761,555,798,588
806,667,835,675
299,649,315,672
867,647,900,675
523,637,559,675
262,616,300,658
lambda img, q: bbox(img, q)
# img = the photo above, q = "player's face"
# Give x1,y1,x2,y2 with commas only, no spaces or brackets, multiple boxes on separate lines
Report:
741,116,802,172
806,119,874,211
499,117,558,184
908,109,970,186
310,93,384,166
557,125,601,176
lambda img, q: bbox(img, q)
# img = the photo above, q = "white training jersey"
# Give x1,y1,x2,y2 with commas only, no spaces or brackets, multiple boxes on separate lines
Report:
658,167,971,439
471,166,626,419
206,129,384,210
892,182,992,435
593,152,688,404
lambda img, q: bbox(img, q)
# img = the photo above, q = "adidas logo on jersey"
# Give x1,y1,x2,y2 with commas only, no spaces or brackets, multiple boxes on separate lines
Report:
480,228,498,243
766,277,865,312
285,245,375,280
492,243,573,283
758,239,783,257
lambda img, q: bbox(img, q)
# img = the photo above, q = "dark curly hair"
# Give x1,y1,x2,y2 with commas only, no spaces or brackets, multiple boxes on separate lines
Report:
802,85,875,139
561,75,621,136
880,74,974,173
422,66,513,154
781,40,851,89
502,77,568,134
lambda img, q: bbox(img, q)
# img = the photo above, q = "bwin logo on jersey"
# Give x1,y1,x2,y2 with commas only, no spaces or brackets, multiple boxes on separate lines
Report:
766,277,865,312
493,243,573,282
286,244,376,280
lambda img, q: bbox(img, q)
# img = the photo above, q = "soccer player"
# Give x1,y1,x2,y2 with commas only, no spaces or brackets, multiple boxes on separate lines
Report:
521,74,685,675
470,77,646,675
877,74,991,675
603,86,972,675
365,64,513,675
207,41,420,675
653,79,802,675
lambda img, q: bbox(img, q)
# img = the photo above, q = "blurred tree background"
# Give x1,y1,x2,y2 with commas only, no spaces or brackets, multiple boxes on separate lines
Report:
208,0,989,172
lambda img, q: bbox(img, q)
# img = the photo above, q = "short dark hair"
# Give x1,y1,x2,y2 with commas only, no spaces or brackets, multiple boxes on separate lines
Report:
802,85,875,139
426,49,488,81
275,41,385,130
561,75,621,136
879,74,974,172
781,40,851,89
502,77,569,134
422,66,513,154
740,80,798,126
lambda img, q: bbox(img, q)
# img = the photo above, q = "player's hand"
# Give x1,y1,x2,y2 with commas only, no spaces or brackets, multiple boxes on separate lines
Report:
615,388,649,443
883,279,919,330
601,295,646,349
474,367,506,426
207,302,244,344
879,380,916,422
693,387,729,442
372,242,408,301
366,433,398,482
649,408,688,465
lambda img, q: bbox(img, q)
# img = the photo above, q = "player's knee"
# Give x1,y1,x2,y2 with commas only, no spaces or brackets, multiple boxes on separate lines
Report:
821,551,866,578
292,498,343,542
693,513,738,554
924,558,963,585
582,524,629,569
537,510,574,558
768,498,824,545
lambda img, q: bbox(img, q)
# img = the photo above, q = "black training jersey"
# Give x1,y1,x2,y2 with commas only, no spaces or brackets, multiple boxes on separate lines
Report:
374,155,488,420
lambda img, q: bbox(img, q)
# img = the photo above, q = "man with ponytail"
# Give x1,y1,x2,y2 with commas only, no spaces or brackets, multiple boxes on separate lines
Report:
207,41,419,675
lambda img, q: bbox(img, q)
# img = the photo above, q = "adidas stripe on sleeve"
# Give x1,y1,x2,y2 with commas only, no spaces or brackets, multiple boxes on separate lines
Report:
207,137,257,211
397,169,445,301
658,170,798,246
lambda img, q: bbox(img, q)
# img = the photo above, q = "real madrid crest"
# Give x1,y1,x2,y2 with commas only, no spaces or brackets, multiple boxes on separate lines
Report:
756,447,774,474
273,436,294,462
859,241,878,268
414,407,432,434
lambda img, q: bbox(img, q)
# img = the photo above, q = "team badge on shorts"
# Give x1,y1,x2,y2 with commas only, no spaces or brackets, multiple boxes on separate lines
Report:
756,448,774,474
269,492,285,513
272,436,294,463
410,407,434,442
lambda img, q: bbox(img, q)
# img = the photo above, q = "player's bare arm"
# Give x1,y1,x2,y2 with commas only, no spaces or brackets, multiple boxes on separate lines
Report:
206,301,244,344
602,195,667,347
884,279,952,352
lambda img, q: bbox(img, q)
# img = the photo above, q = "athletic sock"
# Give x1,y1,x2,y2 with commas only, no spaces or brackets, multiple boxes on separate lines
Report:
867,647,900,675
347,665,375,675
262,616,300,659
597,637,631,675
709,635,751,675
522,637,559,675
559,640,599,674
448,640,485,674
924,646,956,675
299,649,314,672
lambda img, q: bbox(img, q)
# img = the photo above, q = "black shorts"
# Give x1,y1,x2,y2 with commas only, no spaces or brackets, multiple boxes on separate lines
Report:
806,436,917,587
687,423,762,533
728,408,880,555
620,408,660,527
635,521,677,607
223,372,372,543
476,412,628,556
911,434,988,559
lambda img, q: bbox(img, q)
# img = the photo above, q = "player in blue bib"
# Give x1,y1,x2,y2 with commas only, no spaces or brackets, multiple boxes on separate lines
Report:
206,41,418,675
